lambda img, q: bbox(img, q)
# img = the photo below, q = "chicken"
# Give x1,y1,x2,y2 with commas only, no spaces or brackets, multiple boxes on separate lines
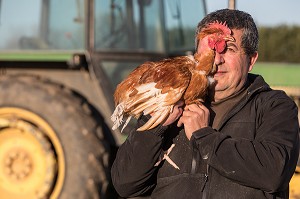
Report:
111,21,234,132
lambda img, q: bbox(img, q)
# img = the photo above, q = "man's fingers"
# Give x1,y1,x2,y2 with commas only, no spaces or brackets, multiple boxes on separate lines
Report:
162,101,185,126
185,104,209,115
177,118,183,127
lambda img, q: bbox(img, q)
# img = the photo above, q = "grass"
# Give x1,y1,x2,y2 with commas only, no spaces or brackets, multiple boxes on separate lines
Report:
251,62,300,87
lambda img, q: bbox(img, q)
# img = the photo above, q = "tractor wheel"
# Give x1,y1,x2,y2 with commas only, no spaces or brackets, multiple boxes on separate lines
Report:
290,165,300,198
0,75,117,199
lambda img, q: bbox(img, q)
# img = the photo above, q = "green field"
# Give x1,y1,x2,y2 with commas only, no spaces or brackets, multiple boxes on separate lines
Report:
251,62,300,87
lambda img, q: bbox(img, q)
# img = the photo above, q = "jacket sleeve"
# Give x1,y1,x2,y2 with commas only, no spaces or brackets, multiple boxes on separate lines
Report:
191,92,299,193
111,115,167,197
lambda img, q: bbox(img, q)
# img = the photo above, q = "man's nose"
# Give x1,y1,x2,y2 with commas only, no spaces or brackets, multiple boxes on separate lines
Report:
214,52,224,66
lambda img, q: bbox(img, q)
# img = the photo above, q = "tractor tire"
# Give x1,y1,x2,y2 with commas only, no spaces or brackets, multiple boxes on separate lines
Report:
0,74,117,199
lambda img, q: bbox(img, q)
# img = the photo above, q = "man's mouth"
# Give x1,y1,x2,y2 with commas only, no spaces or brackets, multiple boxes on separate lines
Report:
214,71,226,77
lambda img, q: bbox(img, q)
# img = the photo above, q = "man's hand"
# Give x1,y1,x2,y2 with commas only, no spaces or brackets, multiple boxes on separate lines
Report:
177,103,210,140
162,100,184,126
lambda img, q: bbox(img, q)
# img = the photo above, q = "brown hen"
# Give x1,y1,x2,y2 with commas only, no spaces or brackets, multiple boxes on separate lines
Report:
111,21,234,132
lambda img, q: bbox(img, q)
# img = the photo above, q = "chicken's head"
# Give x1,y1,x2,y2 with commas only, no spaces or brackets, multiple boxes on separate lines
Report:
194,21,235,76
198,21,235,53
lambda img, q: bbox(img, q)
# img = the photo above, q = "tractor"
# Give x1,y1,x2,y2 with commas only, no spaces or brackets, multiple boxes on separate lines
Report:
0,0,206,198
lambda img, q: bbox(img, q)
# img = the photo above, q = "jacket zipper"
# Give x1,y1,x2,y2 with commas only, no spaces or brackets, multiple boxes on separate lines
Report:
191,138,210,198
201,164,209,199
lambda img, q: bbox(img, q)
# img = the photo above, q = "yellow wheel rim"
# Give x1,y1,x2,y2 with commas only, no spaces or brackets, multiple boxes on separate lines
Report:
0,107,65,199
290,166,300,199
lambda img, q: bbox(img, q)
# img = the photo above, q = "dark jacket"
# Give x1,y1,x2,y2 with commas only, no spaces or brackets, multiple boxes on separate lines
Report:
111,74,299,199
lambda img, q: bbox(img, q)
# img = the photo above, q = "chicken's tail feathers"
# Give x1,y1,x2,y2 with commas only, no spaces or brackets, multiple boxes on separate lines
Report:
120,116,132,132
137,106,172,131
111,102,125,131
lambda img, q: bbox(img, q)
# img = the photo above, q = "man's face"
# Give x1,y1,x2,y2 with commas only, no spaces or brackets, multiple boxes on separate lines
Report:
197,29,258,101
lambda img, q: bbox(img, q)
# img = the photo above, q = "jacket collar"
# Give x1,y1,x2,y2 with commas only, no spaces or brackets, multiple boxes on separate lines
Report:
216,73,271,130
247,73,272,97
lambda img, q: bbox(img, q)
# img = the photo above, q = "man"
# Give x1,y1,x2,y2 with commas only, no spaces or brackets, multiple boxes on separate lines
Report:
111,9,299,199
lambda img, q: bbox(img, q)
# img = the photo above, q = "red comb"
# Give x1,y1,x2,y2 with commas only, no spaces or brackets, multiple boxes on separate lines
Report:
206,20,232,35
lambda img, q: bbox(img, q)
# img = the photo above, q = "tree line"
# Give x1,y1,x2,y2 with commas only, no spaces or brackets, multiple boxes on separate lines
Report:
258,26,300,63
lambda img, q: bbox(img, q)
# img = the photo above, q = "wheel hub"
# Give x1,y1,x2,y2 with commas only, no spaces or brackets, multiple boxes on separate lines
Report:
4,149,33,181
0,108,64,199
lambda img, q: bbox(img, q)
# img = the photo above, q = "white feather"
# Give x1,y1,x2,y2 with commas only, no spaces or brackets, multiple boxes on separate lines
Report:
111,102,125,130
207,76,215,85
187,54,195,61
121,116,132,132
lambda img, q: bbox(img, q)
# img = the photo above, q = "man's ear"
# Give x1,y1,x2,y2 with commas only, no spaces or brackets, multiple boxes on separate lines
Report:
248,52,258,72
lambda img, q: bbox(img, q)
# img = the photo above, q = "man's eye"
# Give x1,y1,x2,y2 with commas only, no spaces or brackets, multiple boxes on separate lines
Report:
227,47,235,52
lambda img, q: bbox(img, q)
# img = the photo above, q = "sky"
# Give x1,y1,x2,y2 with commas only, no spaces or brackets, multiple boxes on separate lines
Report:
206,0,299,27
